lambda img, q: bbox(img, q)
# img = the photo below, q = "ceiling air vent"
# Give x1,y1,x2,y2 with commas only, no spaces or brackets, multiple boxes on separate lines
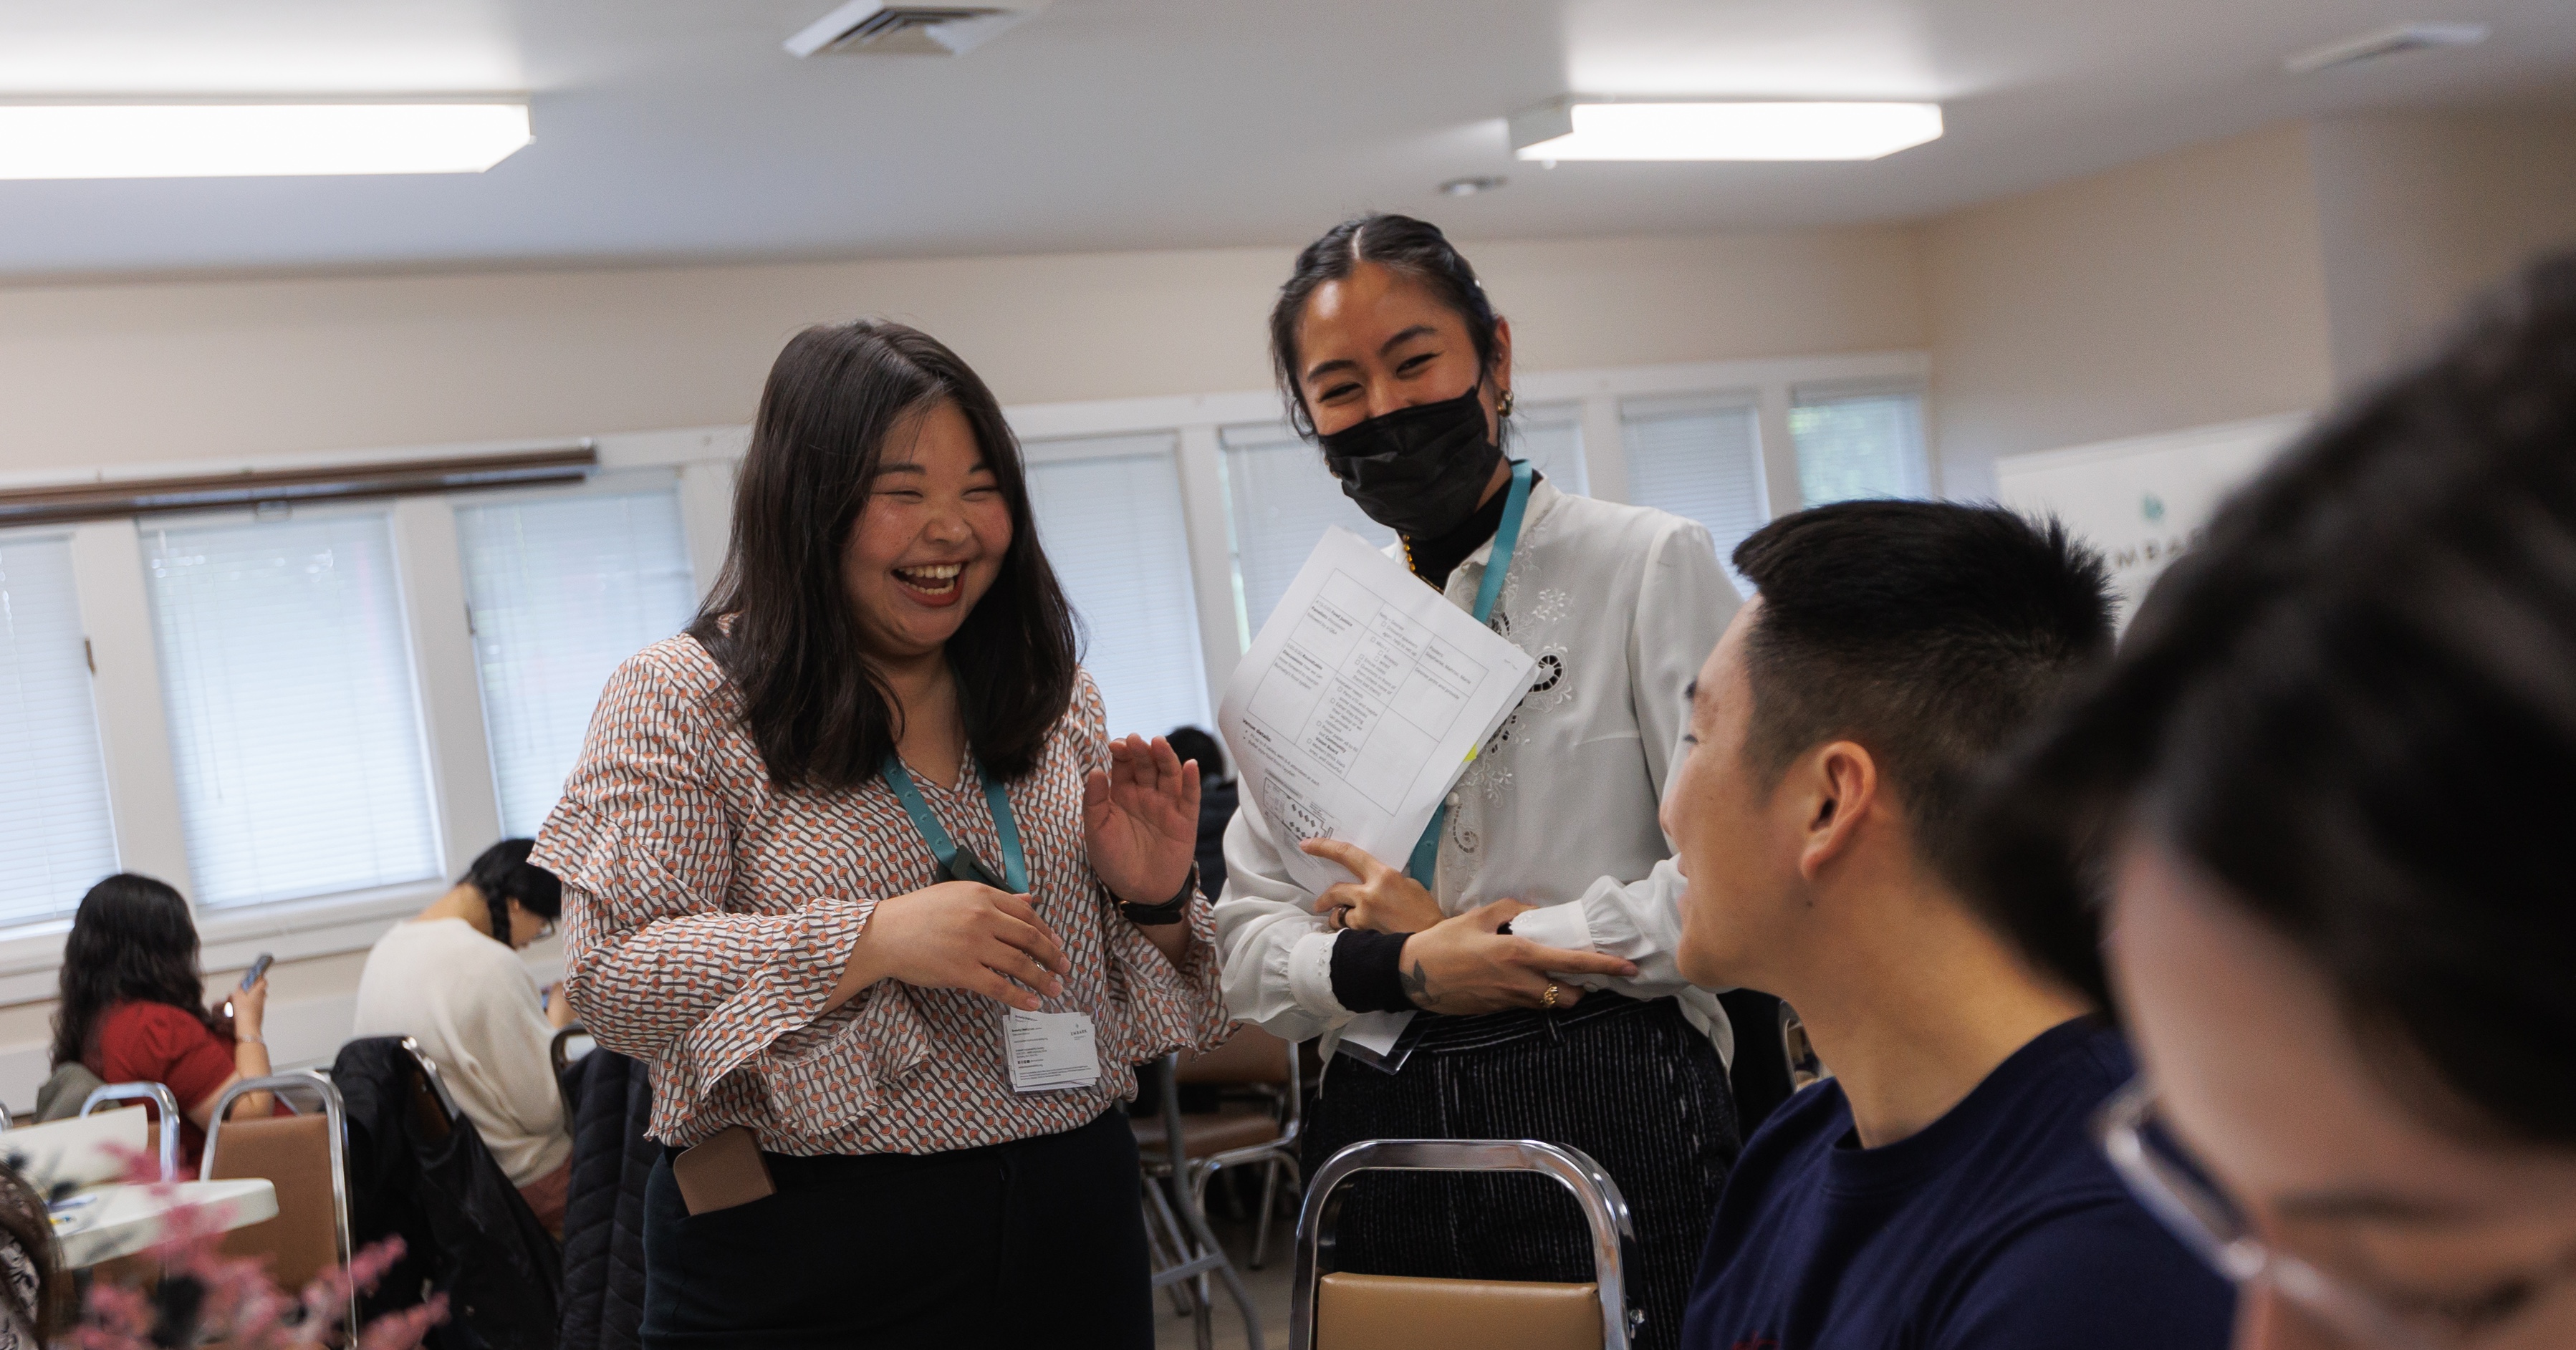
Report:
2284,21,2489,75
784,0,1052,57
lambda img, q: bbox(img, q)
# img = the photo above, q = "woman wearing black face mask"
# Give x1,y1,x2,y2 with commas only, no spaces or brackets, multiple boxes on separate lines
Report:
1211,214,1743,1349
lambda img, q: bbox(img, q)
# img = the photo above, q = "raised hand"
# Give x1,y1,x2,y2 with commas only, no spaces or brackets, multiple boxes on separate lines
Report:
1301,837,1445,934
1082,734,1200,905
1395,900,1637,1015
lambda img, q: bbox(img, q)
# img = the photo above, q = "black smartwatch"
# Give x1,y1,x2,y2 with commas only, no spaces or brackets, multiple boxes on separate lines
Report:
1119,865,1199,926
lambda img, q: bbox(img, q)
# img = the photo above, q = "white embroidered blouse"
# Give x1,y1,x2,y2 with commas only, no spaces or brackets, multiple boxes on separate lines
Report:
1211,480,1742,1061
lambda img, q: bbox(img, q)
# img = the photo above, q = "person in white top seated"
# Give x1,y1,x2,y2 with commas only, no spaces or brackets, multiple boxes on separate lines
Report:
354,839,580,1232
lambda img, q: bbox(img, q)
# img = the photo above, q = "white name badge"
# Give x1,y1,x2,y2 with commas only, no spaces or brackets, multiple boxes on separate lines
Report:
1004,1008,1100,1093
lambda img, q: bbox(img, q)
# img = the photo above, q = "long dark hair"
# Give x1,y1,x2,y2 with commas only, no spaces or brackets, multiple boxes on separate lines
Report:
1959,254,2576,1147
1268,213,1506,438
52,874,214,1070
688,320,1080,790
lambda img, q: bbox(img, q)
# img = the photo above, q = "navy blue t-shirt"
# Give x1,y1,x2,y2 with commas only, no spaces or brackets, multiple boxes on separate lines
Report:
1680,1018,2232,1350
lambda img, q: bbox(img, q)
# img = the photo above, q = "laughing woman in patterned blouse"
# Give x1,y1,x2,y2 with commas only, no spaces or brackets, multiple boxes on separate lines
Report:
532,320,1226,1350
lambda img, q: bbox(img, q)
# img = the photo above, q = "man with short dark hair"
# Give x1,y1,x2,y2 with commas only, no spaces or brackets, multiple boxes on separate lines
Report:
1665,501,2231,1350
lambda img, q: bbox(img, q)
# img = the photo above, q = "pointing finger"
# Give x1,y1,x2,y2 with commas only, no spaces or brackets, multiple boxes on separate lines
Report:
1508,942,1638,979
1298,836,1383,878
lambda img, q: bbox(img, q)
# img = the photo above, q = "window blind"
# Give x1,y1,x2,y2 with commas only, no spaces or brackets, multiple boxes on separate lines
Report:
1219,423,1394,644
456,488,699,837
1024,436,1213,740
1621,395,1766,589
1512,402,1588,496
1790,386,1929,506
145,513,441,908
0,534,119,927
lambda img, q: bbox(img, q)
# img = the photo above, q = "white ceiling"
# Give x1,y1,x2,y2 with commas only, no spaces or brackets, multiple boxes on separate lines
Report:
0,0,2570,279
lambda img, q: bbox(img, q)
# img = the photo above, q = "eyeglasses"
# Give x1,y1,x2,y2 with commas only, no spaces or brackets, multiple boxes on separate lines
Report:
2095,1077,2563,1349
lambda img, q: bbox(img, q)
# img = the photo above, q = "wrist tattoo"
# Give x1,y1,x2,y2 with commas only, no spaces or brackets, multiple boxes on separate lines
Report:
1400,960,1441,1011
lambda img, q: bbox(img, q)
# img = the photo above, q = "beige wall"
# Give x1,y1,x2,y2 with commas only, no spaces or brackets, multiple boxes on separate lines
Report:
2310,109,2576,390
0,226,1926,477
1923,124,2339,498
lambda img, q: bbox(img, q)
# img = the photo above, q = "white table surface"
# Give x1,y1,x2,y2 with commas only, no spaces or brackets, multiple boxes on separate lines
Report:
54,1179,279,1268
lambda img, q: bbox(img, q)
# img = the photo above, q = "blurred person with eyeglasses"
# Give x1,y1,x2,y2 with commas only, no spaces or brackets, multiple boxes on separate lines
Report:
355,838,580,1230
1662,501,2234,1350
1958,257,2576,1350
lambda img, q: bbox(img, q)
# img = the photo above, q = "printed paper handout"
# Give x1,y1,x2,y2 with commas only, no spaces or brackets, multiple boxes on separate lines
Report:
1219,527,1538,897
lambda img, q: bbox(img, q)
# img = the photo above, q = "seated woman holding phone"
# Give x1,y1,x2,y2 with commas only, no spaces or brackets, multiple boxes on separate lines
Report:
51,874,275,1175
535,319,1226,1349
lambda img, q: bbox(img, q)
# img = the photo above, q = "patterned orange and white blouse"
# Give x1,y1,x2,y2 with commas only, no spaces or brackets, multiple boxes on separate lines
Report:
531,635,1228,1156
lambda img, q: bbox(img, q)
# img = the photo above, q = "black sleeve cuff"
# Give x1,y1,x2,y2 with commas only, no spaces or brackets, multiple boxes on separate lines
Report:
1329,930,1417,1014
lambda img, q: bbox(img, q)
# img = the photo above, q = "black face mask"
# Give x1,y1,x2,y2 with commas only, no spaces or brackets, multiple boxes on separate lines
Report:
1317,385,1503,538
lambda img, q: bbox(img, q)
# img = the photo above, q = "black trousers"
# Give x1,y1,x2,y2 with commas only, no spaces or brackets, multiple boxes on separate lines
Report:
640,1110,1153,1350
1300,993,1739,1350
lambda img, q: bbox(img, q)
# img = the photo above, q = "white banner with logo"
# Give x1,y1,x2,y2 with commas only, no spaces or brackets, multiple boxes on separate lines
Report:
1995,413,2310,625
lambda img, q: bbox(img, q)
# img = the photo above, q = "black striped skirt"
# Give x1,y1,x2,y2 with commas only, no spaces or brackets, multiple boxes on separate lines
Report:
1300,993,1738,1350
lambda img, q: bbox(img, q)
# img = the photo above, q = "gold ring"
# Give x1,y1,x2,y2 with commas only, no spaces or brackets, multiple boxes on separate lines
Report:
1542,983,1561,1010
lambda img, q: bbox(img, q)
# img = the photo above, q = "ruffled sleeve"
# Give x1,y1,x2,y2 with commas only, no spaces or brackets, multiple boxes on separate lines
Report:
533,644,931,1138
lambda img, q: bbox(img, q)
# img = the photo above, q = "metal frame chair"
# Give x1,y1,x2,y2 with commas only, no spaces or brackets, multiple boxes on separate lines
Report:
395,1036,463,1120
549,1023,595,1117
202,1070,357,1346
1289,1139,1641,1350
1180,1028,1304,1269
80,1081,184,1181
1139,1054,1267,1350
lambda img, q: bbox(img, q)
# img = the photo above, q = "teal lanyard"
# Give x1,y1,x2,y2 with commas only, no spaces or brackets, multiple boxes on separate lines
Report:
881,753,1029,894
1405,458,1534,885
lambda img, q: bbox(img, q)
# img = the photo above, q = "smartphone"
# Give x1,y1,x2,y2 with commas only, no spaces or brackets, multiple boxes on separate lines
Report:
239,952,274,991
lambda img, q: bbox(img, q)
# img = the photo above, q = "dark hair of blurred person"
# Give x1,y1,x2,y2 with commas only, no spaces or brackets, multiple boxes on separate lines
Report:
1665,501,2234,1350
1961,255,2576,1349
49,874,274,1172
688,321,1079,790
463,838,562,948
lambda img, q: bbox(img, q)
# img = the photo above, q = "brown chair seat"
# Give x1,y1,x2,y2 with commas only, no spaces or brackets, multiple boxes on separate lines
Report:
1130,1102,1282,1161
204,1113,340,1292
1316,1271,1603,1350
1173,1026,1289,1084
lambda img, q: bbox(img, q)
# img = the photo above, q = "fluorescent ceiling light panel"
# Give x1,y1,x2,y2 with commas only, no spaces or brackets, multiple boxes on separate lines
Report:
0,103,532,180
1509,100,1943,162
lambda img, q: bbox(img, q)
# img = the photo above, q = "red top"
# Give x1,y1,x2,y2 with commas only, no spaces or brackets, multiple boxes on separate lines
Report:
85,1001,237,1172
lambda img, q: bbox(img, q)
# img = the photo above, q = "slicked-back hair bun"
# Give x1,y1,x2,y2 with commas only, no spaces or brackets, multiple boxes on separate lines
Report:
1269,213,1504,439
